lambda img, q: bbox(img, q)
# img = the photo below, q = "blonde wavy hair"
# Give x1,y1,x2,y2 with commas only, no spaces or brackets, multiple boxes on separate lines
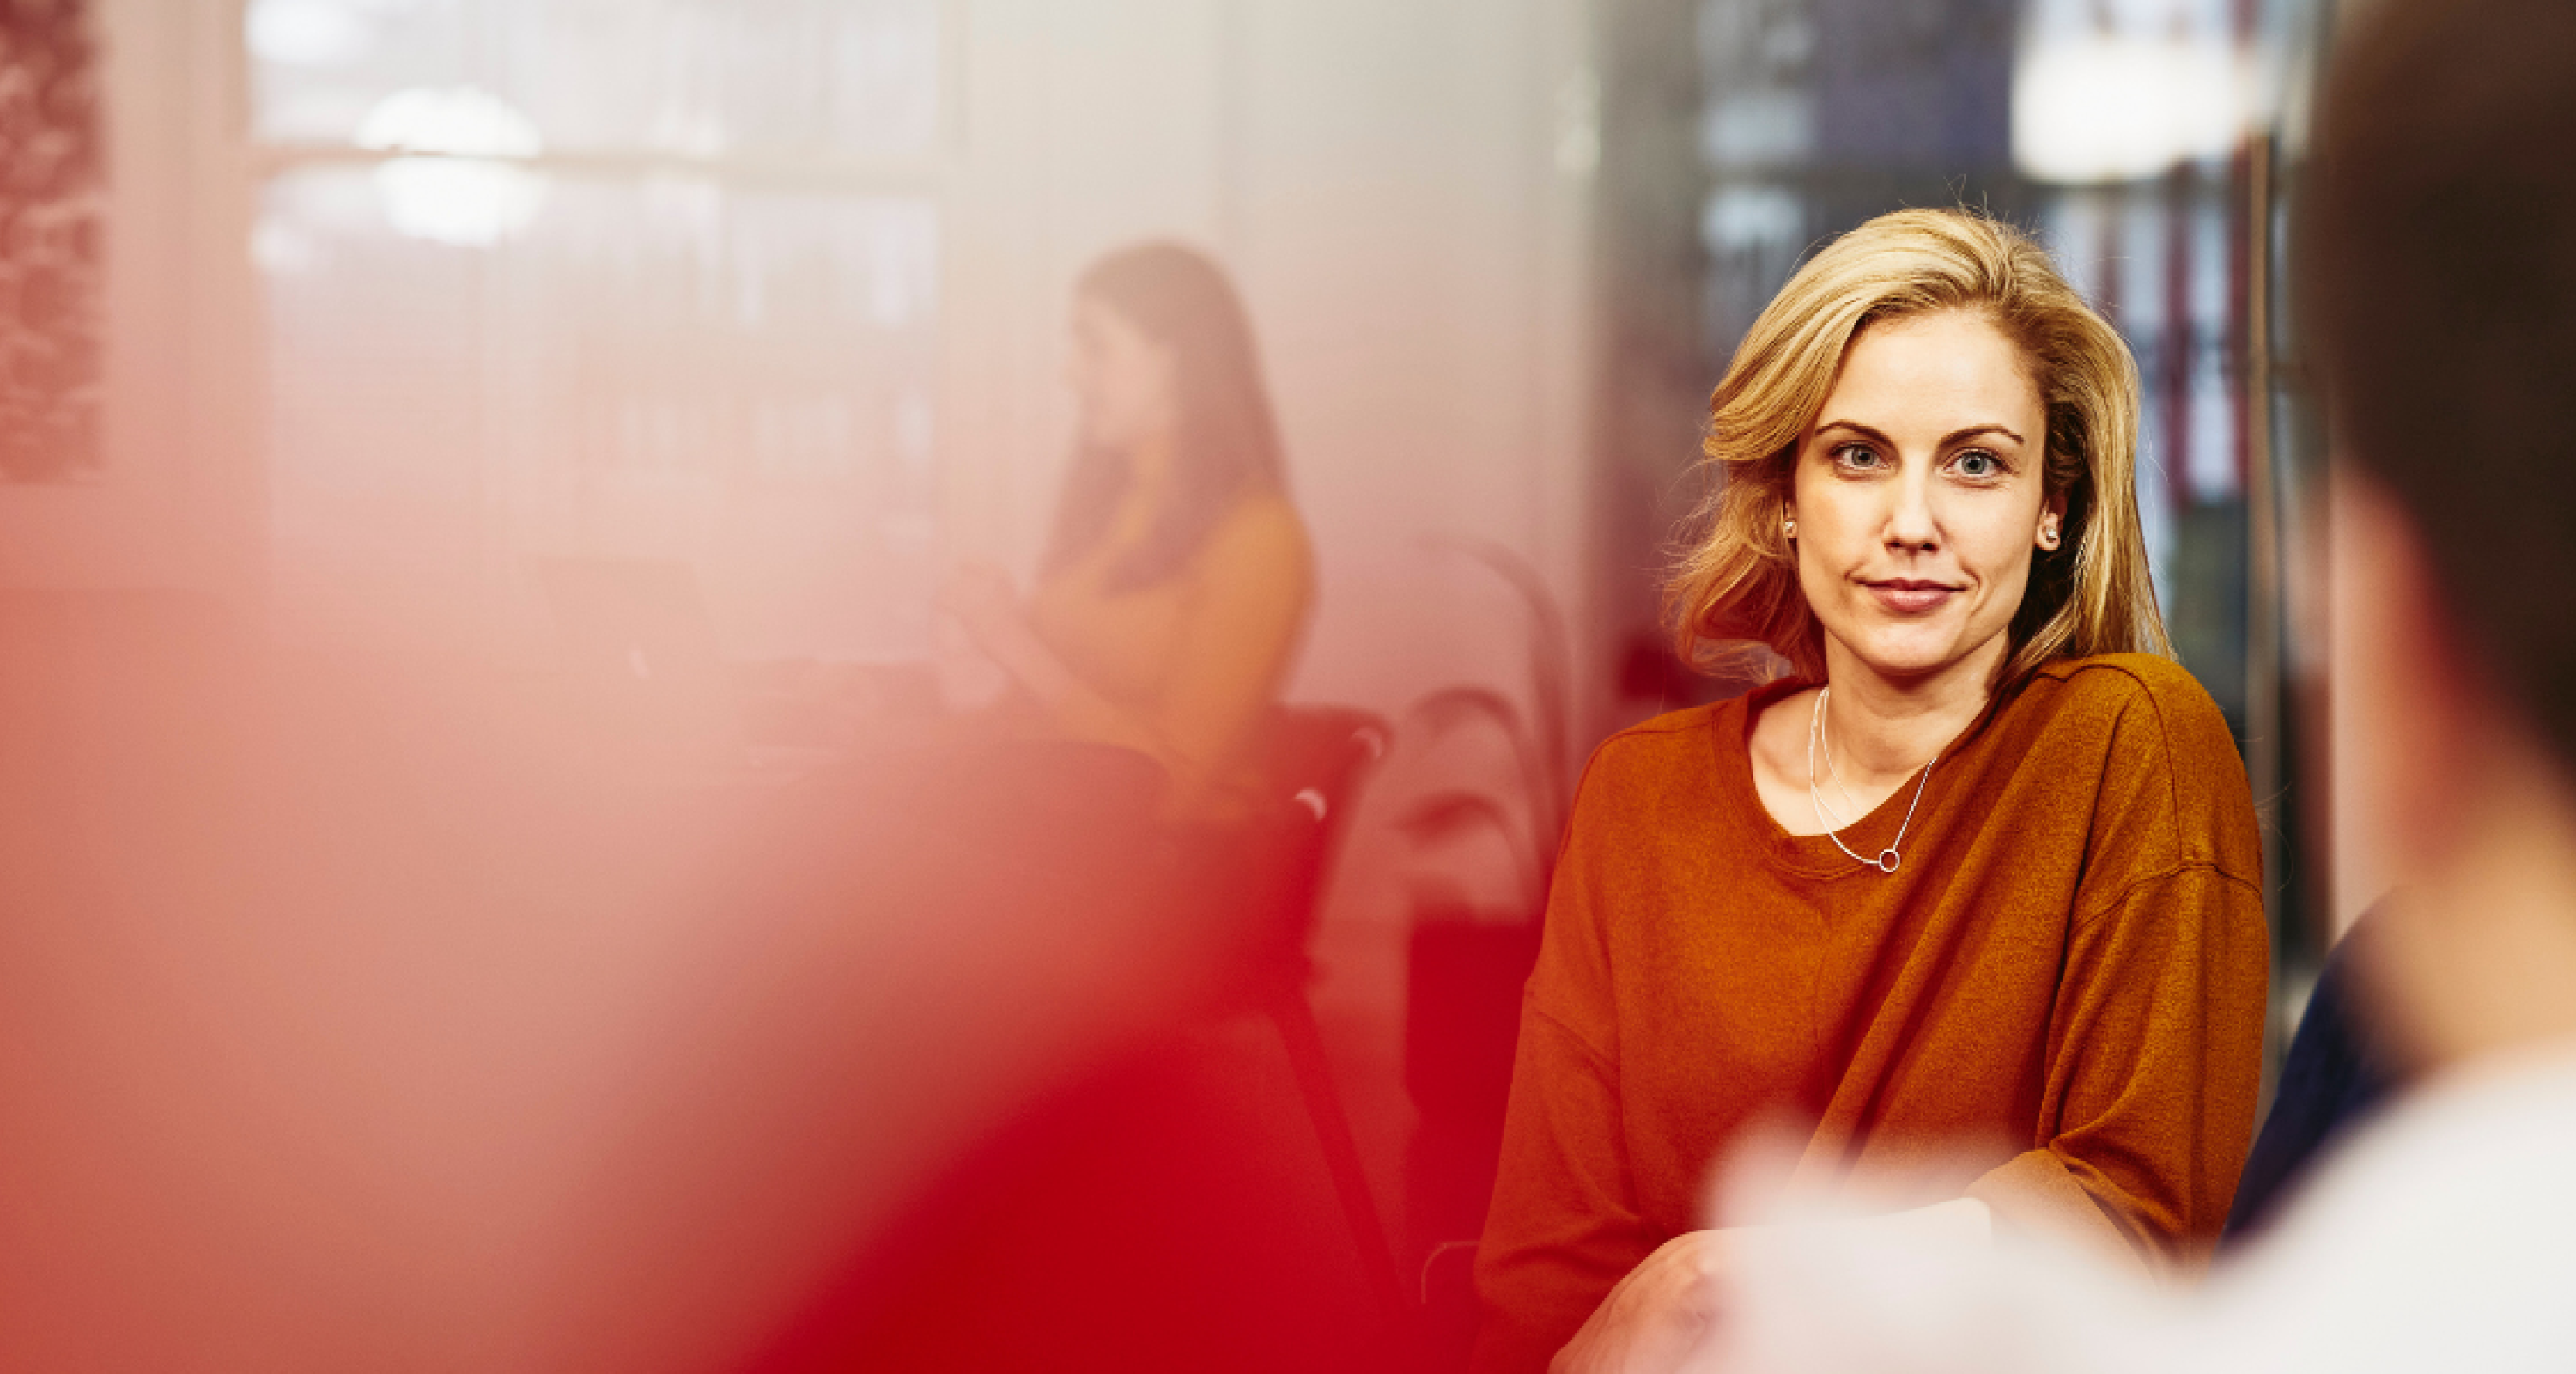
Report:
1666,208,2170,690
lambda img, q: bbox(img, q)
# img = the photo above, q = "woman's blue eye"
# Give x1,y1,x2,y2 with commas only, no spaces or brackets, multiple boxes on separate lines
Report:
1955,451,1999,477
1833,444,1881,469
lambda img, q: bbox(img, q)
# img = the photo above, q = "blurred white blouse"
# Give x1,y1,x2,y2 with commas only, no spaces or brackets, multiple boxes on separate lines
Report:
1698,1045,2576,1374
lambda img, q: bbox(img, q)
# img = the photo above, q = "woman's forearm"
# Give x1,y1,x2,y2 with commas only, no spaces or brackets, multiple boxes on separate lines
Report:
981,616,1177,766
1795,1196,1993,1248
981,615,1081,711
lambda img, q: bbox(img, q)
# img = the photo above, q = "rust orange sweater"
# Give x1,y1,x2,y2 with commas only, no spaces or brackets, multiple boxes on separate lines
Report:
1469,654,2269,1374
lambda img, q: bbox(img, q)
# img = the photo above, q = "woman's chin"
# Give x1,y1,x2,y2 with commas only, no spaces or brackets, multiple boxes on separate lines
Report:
1835,626,1990,684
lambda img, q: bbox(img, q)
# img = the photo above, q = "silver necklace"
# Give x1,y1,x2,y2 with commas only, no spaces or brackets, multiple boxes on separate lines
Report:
1806,685,1940,875
1814,696,1867,828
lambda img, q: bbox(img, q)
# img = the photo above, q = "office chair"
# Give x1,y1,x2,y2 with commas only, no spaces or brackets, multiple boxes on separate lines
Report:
1233,706,1406,1322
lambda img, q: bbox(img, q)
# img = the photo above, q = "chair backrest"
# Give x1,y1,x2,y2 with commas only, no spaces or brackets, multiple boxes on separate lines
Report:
1234,706,1389,968
1261,706,1388,827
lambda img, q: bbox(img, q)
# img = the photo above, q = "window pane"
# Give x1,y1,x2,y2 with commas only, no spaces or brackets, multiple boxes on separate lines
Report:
261,167,942,659
248,0,940,161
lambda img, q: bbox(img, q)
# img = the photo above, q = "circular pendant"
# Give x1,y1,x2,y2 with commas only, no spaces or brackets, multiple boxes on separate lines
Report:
1874,848,1902,874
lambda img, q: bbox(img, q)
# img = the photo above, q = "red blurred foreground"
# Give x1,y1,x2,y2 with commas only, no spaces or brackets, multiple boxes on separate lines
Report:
0,591,1314,1371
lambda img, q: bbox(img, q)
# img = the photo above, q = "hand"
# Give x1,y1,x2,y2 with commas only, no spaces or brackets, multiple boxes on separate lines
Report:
935,563,1081,708
935,562,1023,645
1551,1230,1734,1374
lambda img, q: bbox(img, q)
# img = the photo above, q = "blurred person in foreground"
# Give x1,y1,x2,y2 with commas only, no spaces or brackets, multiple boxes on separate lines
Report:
1664,2,2576,1371
1472,208,2269,1374
0,599,1208,1370
939,241,1315,822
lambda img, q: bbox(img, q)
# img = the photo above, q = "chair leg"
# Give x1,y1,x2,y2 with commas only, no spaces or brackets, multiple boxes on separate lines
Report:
1267,988,1410,1322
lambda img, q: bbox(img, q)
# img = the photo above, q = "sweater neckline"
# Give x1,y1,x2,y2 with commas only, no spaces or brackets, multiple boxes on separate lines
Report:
1716,676,1981,881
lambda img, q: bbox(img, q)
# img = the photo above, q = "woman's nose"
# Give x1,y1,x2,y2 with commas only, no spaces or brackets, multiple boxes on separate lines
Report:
1885,469,1941,550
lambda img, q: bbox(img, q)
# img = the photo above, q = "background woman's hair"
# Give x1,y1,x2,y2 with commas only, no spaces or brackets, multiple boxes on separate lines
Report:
1042,242,1287,590
1664,206,2169,691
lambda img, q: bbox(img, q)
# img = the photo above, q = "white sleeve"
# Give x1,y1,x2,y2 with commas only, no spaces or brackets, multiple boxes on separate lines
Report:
1691,1200,2168,1374
1693,1061,2576,1374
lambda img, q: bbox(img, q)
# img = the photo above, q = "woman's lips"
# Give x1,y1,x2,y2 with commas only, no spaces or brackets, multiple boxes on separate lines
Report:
1866,580,1959,614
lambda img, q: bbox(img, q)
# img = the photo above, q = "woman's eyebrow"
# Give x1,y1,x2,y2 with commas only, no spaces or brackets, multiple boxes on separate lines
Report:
1812,419,1893,445
1811,420,2026,447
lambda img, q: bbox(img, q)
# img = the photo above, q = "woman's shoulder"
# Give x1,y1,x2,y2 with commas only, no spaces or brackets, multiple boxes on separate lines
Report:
2025,652,2236,763
1211,490,1307,538
2019,653,2257,882
1572,698,1741,802
1183,495,1315,601
2036,649,2207,695
1198,494,1313,566
1603,698,1735,744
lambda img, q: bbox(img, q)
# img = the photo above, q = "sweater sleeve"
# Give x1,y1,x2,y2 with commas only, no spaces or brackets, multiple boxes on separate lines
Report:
1470,762,1655,1374
1966,680,2270,1276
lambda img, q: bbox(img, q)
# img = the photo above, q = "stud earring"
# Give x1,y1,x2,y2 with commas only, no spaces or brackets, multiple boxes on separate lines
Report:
2040,526,2060,549
1783,516,1797,537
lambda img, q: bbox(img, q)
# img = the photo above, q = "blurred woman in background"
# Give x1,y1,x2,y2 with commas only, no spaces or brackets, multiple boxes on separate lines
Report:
824,248,1395,1373
940,241,1314,820
1471,209,2269,1374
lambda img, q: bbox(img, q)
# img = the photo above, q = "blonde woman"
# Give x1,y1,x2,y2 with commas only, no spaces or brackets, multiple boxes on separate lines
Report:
1470,210,2268,1374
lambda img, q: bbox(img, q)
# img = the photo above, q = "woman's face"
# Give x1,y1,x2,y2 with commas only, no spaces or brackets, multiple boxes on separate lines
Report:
1789,309,2062,687
1067,295,1179,455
